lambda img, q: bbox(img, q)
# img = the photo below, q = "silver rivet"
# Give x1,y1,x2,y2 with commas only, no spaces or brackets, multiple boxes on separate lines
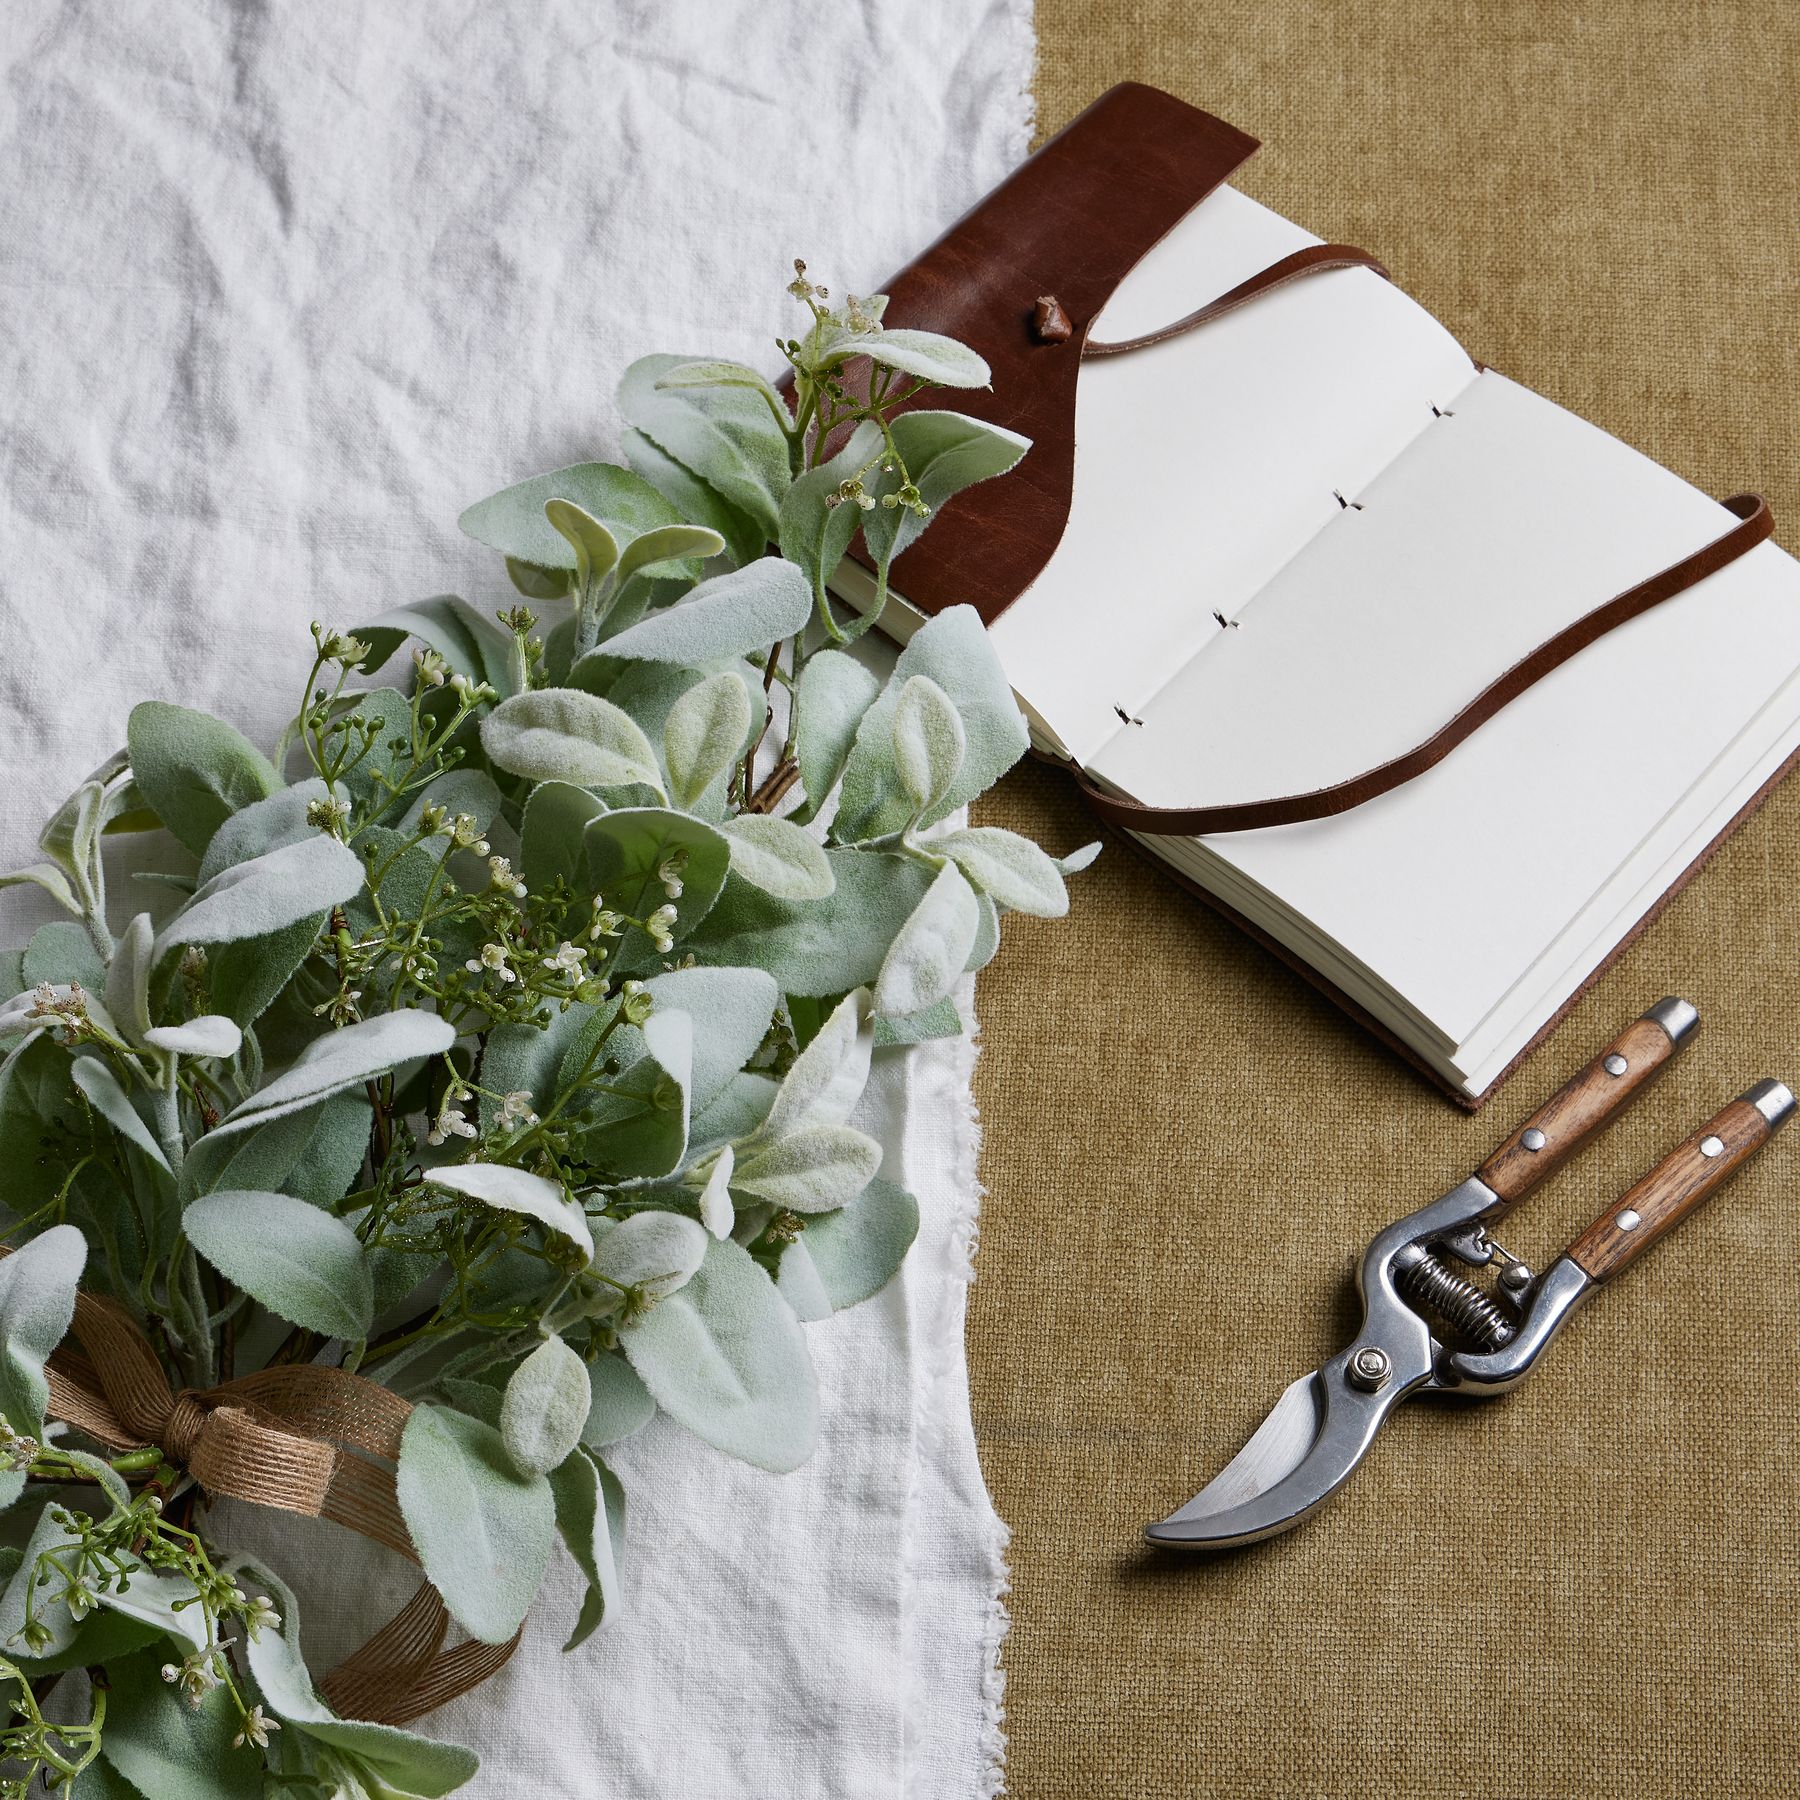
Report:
1616,1208,1642,1232
1700,1135,1724,1159
1604,1053,1628,1077
1348,1346,1392,1392
1521,1127,1547,1152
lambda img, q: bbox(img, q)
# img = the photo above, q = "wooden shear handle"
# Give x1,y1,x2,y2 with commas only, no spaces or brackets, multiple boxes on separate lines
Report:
1566,1083,1794,1281
1477,999,1698,1212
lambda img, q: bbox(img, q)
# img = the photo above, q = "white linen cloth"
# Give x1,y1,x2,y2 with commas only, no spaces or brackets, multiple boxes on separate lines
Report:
0,3,1033,1793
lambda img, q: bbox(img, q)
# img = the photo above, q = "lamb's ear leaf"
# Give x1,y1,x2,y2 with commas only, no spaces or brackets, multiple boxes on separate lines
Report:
237,1560,481,1795
717,815,835,901
583,808,731,943
546,1443,627,1651
544,498,620,591
778,420,882,615
615,523,727,585
600,559,812,666
0,1225,85,1449
834,606,1028,840
802,1176,920,1309
71,1059,170,1173
623,425,767,569
793,649,881,819
822,326,990,389
99,1650,264,1800
353,593,521,696
500,1335,592,1477
619,353,793,539
397,1403,556,1644
663,672,752,811
582,1352,658,1448
481,688,665,794
126,700,281,857
639,966,777,1112
874,861,980,1016
890,675,965,818
732,1122,884,1213
459,460,686,573
183,1191,374,1340
212,1011,454,1135
153,834,363,956
620,1236,818,1472
934,825,1070,918
859,409,1030,573
519,779,609,900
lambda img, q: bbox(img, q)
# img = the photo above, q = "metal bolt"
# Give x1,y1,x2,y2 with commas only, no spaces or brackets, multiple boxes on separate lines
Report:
1348,1346,1392,1392
1616,1208,1642,1232
1700,1135,1724,1159
1604,1053,1628,1077
1499,1262,1532,1293
1521,1127,1547,1152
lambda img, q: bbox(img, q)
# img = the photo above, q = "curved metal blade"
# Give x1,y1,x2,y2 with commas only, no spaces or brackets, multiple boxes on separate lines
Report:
1145,1347,1425,1550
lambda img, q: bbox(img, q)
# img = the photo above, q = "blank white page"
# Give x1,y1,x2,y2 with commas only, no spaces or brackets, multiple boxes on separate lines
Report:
1124,377,1800,1042
988,184,1476,765
1091,371,1753,805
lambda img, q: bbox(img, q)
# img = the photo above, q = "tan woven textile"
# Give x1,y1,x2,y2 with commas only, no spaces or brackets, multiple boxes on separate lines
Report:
969,7,1800,1795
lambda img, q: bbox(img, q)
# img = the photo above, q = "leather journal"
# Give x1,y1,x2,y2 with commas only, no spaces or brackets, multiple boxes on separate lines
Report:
826,83,1800,1109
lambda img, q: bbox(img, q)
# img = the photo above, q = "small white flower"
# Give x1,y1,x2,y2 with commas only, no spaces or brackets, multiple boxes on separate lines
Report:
234,1704,280,1750
412,646,449,687
488,854,527,898
305,794,353,833
587,903,622,942
162,1652,218,1710
464,942,516,983
657,852,688,900
449,813,491,854
426,1105,478,1146
542,940,586,975
242,1594,281,1641
645,903,678,954
496,1089,539,1129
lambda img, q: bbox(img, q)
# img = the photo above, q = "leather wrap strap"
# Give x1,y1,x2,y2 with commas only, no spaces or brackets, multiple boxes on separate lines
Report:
1073,492,1774,836
1082,244,1391,357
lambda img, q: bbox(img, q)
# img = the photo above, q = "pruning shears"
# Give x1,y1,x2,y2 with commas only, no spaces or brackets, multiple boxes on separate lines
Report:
1146,998,1793,1550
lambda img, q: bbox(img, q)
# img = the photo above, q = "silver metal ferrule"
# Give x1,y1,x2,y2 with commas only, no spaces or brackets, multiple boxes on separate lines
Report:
1743,1079,1797,1131
1643,996,1700,1045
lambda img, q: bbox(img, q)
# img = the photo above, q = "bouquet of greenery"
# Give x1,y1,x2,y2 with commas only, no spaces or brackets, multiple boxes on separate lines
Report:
0,267,1092,1797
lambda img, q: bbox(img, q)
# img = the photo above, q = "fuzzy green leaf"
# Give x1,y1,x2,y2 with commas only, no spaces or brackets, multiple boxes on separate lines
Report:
759,988,872,1138
546,1442,627,1650
804,1176,920,1309
0,1225,84,1442
822,325,990,388
184,1190,374,1339
398,1403,556,1643
683,849,932,996
214,1011,453,1136
794,649,881,815
481,688,665,793
874,861,980,1016
155,834,363,955
601,558,812,666
501,1335,592,1477
100,1649,264,1800
619,353,793,539
583,808,730,943
663,672,751,811
593,1209,708,1299
834,606,1028,840
891,675,965,818
582,1353,658,1448
934,825,1070,917
718,815,835,900
859,410,1031,573
105,912,155,1042
732,1123,883,1213
641,966,777,1112
623,426,766,569
459,461,686,574
126,701,281,857
620,1236,817,1472
427,1164,594,1259
71,1058,170,1173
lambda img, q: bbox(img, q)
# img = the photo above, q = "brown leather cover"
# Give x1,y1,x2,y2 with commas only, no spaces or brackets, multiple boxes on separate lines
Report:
841,83,1258,623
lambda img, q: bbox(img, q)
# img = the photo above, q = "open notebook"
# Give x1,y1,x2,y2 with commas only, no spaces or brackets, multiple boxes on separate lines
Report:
828,91,1800,1105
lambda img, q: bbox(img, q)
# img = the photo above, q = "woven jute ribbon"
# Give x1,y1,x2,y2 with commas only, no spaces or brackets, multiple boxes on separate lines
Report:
28,1271,517,1725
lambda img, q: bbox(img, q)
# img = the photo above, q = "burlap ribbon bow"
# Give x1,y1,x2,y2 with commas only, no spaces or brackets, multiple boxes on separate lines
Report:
37,1279,517,1725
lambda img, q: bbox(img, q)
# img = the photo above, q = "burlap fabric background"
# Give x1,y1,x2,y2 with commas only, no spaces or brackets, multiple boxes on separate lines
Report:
967,5,1800,1795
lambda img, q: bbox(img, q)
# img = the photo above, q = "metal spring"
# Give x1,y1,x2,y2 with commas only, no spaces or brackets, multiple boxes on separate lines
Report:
1397,1250,1517,1351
